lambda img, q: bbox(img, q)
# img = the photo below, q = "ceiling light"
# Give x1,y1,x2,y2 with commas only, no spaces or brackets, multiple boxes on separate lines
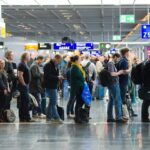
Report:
73,24,81,30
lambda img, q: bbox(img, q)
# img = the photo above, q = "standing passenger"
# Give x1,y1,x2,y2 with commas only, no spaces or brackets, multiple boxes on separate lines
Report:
18,53,33,122
44,54,63,123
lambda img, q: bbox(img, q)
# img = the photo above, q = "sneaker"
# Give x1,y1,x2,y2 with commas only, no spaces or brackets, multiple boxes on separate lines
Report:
67,114,75,119
38,114,46,119
123,116,129,120
32,114,39,119
51,119,63,124
116,118,128,123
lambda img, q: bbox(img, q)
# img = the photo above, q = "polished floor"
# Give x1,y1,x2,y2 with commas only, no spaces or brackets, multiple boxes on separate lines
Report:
0,100,150,150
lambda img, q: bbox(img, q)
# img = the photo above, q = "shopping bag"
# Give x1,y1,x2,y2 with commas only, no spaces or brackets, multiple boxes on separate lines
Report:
81,83,92,106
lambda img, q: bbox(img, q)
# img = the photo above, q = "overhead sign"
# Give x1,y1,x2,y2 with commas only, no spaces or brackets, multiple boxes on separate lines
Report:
24,43,38,51
38,43,51,50
141,25,150,39
53,42,94,50
90,50,102,56
99,43,111,50
110,48,116,54
76,43,94,50
113,35,121,41
53,43,75,50
120,15,135,23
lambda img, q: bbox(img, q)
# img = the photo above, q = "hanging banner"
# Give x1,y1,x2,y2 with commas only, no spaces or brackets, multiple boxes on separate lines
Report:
0,21,6,38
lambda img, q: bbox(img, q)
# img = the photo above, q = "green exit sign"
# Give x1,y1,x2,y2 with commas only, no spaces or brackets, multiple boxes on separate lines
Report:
99,43,111,49
120,15,135,23
113,35,121,41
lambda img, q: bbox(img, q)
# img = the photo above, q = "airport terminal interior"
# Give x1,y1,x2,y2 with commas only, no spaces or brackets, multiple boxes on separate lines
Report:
0,0,150,150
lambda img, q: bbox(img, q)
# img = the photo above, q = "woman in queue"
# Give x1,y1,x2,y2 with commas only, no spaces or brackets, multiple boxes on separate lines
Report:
70,55,86,123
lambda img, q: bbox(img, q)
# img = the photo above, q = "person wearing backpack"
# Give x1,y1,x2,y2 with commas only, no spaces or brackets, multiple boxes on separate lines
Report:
107,53,127,123
81,54,96,94
117,48,131,120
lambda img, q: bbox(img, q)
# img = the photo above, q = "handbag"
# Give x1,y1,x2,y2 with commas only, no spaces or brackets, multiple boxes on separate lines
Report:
138,86,150,100
81,83,92,106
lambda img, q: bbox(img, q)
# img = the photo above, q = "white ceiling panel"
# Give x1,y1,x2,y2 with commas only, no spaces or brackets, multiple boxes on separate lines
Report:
2,0,38,5
36,0,70,5
134,0,150,4
69,0,101,5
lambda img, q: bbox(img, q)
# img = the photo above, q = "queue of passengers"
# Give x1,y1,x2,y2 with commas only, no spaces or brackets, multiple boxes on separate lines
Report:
0,48,150,124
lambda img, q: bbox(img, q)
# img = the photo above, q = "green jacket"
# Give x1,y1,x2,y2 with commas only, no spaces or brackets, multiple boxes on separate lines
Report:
70,65,85,89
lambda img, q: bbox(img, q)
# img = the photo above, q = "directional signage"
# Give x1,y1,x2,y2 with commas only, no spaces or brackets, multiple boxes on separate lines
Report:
113,35,121,41
38,43,51,50
53,42,94,50
99,43,111,50
76,43,93,50
141,25,150,39
120,15,135,23
110,48,116,54
90,50,102,56
53,43,75,50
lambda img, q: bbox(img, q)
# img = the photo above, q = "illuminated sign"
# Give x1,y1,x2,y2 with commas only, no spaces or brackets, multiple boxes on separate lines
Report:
53,43,75,50
24,43,38,51
120,15,135,23
141,25,150,39
76,43,94,50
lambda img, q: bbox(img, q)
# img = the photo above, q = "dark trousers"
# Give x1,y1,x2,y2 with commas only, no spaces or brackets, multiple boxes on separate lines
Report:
120,83,127,105
142,100,150,121
41,91,46,115
75,87,84,121
67,88,76,115
18,85,31,121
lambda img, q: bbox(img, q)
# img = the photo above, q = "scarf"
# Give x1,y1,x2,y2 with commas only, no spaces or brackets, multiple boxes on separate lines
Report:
72,62,86,78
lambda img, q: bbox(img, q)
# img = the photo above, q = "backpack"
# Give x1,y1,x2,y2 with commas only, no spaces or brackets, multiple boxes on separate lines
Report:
0,109,16,123
83,62,91,82
131,62,145,85
99,68,113,87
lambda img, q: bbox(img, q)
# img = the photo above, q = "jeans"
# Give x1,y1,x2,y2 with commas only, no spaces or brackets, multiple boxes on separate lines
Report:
62,79,69,101
18,85,31,121
32,92,42,116
120,83,127,105
46,89,60,120
67,88,76,115
108,83,122,120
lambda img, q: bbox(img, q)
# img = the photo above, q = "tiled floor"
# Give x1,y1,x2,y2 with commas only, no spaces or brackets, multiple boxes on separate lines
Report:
0,100,150,150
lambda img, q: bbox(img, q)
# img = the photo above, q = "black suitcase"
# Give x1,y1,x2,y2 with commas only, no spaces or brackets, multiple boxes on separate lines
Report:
57,105,64,121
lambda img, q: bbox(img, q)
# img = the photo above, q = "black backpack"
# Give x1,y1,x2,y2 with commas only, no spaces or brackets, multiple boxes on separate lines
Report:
131,62,145,85
0,109,16,123
99,68,113,87
83,62,91,82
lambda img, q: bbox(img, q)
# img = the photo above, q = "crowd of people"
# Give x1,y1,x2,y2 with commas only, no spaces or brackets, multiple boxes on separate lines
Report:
0,47,150,124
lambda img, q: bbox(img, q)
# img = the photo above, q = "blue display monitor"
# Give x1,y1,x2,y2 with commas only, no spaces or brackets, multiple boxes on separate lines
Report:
53,43,75,50
90,50,102,56
76,43,94,50
141,25,150,39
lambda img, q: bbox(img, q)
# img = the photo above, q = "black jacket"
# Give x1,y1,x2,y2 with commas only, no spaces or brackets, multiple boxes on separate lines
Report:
44,60,59,89
0,71,8,91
